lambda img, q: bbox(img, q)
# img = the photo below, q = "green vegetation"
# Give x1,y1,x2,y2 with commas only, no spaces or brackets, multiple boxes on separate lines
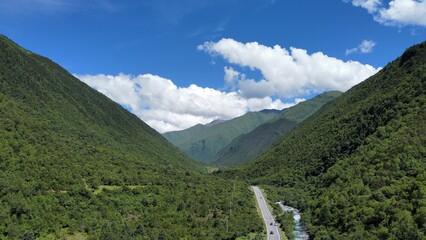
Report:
163,111,280,163
276,211,295,240
2,33,424,239
92,185,143,195
235,232,264,240
222,41,426,239
280,91,342,123
0,35,263,239
211,118,297,166
260,185,292,240
211,91,341,166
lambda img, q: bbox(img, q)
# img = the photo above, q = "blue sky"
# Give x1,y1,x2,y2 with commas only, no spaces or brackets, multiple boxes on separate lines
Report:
1,0,425,132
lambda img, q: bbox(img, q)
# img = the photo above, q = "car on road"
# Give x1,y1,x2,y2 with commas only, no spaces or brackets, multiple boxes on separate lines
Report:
270,231,274,235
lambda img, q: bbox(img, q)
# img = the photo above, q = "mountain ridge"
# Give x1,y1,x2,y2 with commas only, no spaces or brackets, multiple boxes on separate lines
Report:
222,41,426,239
0,35,262,239
163,110,280,162
211,91,342,166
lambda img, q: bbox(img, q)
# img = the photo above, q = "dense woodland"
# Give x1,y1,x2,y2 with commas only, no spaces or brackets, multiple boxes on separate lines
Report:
163,110,280,163
0,35,263,239
1,34,425,240
221,41,426,239
212,91,342,166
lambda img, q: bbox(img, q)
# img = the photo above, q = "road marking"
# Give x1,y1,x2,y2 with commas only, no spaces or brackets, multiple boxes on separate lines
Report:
252,186,281,240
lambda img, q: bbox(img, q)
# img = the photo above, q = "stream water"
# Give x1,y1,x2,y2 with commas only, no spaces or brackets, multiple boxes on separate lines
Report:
277,202,309,240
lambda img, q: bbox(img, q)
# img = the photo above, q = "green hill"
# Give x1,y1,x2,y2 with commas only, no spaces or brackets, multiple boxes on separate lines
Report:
222,41,426,239
0,35,262,239
163,111,280,163
211,91,341,166
280,91,342,123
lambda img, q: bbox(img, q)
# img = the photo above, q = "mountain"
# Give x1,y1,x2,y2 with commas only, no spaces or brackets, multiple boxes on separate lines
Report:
280,91,342,123
163,110,280,162
0,35,200,173
0,35,262,239
259,109,282,114
211,118,297,166
211,91,341,166
222,41,426,239
206,119,226,126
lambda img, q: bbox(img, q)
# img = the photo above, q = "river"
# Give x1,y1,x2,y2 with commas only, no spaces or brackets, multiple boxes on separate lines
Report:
277,202,309,240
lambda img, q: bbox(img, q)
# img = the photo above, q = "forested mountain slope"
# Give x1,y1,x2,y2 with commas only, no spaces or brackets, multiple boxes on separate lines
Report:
0,35,262,239
223,41,426,239
211,91,341,166
280,91,342,123
163,111,280,163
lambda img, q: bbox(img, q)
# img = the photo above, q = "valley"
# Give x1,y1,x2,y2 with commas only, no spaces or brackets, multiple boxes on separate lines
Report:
0,35,262,239
0,32,425,240
164,91,342,167
252,186,281,240
218,41,426,239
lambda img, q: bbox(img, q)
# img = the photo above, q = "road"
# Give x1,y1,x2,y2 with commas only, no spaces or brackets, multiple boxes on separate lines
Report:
252,186,281,240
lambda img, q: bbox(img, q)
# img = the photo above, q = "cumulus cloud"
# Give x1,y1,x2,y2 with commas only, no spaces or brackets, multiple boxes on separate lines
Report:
359,40,376,53
223,66,241,89
76,73,296,133
347,0,382,13
238,79,275,98
346,39,376,55
199,38,380,98
345,0,426,27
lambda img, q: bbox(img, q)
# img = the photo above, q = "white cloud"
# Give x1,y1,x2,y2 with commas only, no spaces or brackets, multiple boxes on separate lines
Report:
377,0,426,26
345,39,376,55
199,38,380,98
294,98,306,104
348,0,382,13
223,66,241,89
345,47,359,55
238,79,275,98
359,40,376,53
76,39,382,134
346,0,426,27
76,73,296,133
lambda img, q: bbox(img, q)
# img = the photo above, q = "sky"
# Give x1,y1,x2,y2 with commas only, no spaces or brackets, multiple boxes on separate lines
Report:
1,0,425,133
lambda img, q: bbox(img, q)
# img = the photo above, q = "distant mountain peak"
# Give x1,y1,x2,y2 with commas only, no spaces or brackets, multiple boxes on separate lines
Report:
206,119,226,126
163,110,280,162
210,91,341,166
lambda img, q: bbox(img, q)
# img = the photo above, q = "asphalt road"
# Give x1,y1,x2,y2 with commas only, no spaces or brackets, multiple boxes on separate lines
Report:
252,186,281,240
